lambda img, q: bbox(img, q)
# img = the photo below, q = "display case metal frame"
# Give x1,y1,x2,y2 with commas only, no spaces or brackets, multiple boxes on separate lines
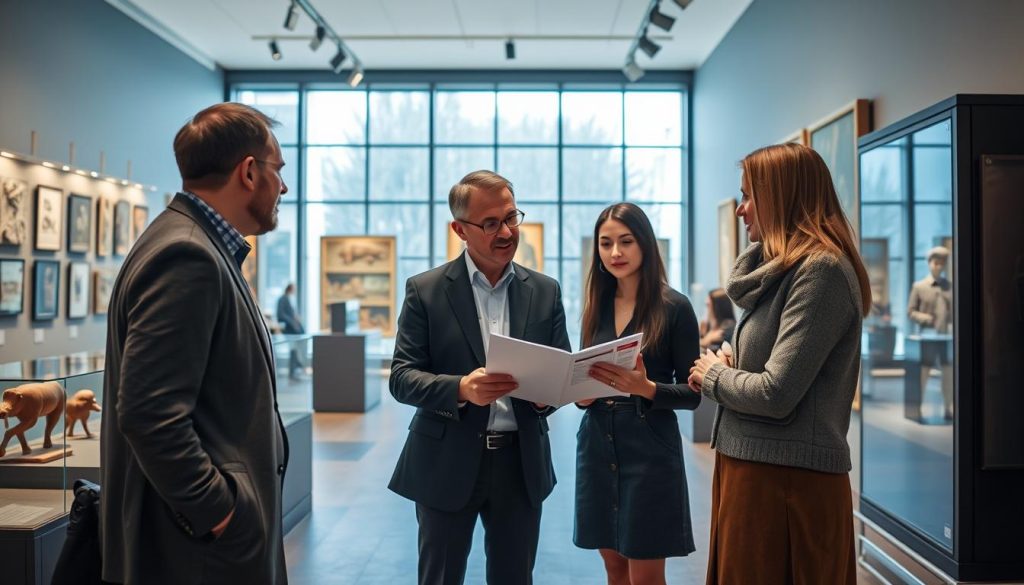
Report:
857,94,1024,582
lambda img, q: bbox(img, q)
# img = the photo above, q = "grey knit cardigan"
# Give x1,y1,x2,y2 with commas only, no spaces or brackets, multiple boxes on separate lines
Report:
703,243,863,474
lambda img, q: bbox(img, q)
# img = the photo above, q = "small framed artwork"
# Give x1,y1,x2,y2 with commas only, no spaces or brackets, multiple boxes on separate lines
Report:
1,177,28,245
67,193,93,253
781,128,809,146
67,261,91,319
113,200,131,255
33,259,60,320
242,235,258,300
93,267,117,315
446,222,545,272
34,185,64,251
96,197,114,256
0,258,25,315
718,198,739,285
132,204,149,243
808,99,872,235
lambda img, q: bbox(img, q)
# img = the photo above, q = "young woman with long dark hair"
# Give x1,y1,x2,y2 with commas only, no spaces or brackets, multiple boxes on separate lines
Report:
574,202,701,585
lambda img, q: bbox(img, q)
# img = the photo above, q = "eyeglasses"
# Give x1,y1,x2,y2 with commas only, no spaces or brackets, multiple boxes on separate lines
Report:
457,210,526,235
253,158,286,175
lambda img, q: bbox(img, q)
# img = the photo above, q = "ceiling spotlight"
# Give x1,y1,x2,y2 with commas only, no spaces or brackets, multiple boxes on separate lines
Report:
637,31,661,58
330,45,347,73
283,1,300,31
269,40,282,61
622,60,644,82
348,64,364,87
505,39,516,60
648,4,676,31
310,25,326,51
673,0,693,8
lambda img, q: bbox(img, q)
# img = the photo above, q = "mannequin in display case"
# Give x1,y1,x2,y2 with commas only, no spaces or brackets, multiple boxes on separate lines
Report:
907,246,954,420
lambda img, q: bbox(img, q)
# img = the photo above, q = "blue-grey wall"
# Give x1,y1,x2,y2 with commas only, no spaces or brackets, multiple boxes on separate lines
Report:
0,0,223,361
691,0,1024,293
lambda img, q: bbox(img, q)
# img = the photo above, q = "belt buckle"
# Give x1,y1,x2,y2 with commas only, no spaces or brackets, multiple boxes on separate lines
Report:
486,433,501,450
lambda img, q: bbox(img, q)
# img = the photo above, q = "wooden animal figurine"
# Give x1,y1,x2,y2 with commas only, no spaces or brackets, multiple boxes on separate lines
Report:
0,381,65,457
65,389,102,438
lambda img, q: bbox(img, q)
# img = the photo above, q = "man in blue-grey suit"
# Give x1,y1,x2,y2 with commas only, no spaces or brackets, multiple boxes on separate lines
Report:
389,170,571,585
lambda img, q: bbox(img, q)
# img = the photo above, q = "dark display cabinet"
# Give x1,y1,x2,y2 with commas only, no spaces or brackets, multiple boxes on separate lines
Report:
858,95,1024,581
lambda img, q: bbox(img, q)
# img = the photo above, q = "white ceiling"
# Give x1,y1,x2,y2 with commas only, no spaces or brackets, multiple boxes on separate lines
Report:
110,0,752,71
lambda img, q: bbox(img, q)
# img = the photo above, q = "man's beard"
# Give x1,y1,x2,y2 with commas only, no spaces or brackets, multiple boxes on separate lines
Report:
247,192,279,235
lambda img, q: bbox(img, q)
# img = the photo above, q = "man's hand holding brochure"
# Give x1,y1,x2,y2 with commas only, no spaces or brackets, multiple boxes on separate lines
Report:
484,332,644,407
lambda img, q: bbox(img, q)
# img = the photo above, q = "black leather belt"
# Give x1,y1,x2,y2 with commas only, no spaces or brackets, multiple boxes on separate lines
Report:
484,431,517,450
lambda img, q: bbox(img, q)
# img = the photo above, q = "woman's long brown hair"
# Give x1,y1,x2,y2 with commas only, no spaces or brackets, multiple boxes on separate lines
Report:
581,203,669,352
741,143,872,315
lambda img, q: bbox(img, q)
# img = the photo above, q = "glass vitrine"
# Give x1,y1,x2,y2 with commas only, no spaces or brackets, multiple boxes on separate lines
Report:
858,95,1024,582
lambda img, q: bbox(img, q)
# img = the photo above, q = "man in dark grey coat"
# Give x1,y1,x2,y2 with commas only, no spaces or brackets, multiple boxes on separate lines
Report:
101,103,290,584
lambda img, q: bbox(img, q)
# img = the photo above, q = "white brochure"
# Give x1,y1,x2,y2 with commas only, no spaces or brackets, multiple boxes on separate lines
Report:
485,332,644,407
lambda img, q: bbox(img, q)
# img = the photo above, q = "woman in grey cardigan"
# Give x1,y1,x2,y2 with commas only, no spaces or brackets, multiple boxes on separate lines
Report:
688,143,872,585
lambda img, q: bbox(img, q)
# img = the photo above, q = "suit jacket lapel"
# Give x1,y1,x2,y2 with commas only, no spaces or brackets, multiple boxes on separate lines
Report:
444,258,486,367
508,265,532,340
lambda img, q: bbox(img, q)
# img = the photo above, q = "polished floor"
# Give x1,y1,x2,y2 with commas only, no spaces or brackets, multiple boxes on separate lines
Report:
284,392,875,584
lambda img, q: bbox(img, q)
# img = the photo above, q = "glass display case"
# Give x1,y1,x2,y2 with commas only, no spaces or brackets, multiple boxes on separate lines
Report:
0,352,104,585
858,95,1024,581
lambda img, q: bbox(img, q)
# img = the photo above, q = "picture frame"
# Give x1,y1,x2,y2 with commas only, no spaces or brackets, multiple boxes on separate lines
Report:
242,235,258,300
861,238,890,309
32,259,60,320
67,261,90,319
96,197,113,256
808,99,872,236
113,200,131,255
93,267,116,315
446,222,545,272
718,198,739,285
1,176,28,245
0,258,25,316
321,236,397,335
781,128,809,146
34,185,64,251
132,204,149,243
67,193,93,253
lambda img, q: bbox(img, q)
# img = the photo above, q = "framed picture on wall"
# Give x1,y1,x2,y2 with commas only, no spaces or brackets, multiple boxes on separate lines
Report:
242,235,258,300
96,197,114,256
93,267,116,315
718,199,739,285
113,200,131,255
808,99,871,236
321,235,397,335
446,222,545,272
67,261,90,319
132,204,149,243
0,258,25,316
861,238,890,312
781,128,809,146
34,185,63,251
33,259,60,320
1,176,28,245
67,193,93,253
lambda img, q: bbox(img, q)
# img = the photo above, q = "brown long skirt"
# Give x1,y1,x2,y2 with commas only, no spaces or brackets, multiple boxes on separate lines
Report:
706,453,856,585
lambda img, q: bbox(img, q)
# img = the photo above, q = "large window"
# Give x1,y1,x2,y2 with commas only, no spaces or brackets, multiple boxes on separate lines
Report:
235,83,689,348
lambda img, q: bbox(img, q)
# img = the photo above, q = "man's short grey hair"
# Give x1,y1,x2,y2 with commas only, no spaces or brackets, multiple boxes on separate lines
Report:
448,170,515,219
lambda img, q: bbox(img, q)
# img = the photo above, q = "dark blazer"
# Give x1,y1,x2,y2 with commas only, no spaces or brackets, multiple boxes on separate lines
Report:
100,194,289,585
388,256,571,512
